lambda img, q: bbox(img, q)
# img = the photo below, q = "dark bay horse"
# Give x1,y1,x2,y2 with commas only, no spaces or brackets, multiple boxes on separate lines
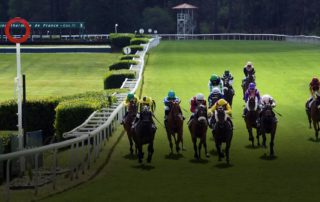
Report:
242,74,255,97
123,101,138,155
188,105,209,159
223,78,235,106
244,96,260,147
309,98,320,140
260,105,277,157
133,106,156,163
166,101,184,153
213,107,233,164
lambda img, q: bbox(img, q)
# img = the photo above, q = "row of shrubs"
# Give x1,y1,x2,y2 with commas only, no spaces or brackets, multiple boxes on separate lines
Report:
109,33,151,49
104,33,150,90
0,90,118,142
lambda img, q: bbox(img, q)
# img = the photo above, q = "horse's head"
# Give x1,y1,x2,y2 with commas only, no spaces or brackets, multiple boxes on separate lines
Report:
261,105,274,123
223,78,229,86
215,106,227,124
195,105,207,123
247,74,255,83
128,101,137,113
247,96,258,111
140,105,152,122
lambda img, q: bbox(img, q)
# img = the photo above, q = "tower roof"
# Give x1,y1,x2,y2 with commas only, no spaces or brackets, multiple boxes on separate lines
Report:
172,3,198,9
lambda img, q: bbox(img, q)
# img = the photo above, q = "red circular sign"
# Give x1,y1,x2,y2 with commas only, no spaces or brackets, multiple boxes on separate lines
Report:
5,17,31,44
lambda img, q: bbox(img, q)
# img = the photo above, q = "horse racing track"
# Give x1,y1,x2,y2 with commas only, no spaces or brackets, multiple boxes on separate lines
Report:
46,41,320,202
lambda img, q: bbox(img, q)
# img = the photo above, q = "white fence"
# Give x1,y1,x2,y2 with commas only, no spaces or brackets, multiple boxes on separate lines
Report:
0,37,160,201
157,33,320,45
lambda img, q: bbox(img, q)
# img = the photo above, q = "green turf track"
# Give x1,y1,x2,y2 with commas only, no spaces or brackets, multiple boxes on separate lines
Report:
0,53,120,101
44,41,320,202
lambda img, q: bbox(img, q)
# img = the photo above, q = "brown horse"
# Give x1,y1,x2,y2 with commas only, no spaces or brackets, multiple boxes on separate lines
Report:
213,107,233,164
260,105,277,157
188,105,209,160
123,101,138,155
309,99,320,140
244,96,261,147
166,101,184,153
133,106,156,163
242,74,255,97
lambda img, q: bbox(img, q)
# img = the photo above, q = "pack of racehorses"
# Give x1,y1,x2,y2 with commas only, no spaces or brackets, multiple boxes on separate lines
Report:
121,73,287,165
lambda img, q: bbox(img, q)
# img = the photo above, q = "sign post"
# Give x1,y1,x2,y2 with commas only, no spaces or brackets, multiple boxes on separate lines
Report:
5,17,30,171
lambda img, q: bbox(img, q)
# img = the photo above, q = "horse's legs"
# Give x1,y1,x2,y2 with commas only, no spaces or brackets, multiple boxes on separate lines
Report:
192,137,199,160
247,127,254,147
256,127,261,146
137,144,143,163
313,121,319,140
306,101,312,129
166,132,173,153
198,140,203,159
215,140,222,161
270,132,275,157
261,131,267,148
176,131,183,153
147,142,154,163
128,135,134,155
203,138,209,158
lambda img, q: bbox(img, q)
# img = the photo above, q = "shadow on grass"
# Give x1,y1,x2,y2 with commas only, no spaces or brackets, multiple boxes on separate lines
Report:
308,137,320,143
214,163,234,169
131,164,155,171
244,144,261,150
189,159,209,164
123,154,138,160
209,149,219,156
260,154,278,161
165,153,184,160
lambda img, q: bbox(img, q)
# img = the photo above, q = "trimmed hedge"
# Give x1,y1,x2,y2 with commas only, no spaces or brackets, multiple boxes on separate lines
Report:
130,38,149,45
104,70,136,89
120,54,140,60
0,90,118,143
109,33,135,49
123,45,144,54
0,99,60,144
109,60,138,70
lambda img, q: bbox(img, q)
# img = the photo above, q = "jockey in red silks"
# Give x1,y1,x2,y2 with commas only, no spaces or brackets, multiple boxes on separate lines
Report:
188,93,207,124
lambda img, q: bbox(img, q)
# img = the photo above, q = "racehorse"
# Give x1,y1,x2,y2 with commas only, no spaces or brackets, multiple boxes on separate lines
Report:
308,98,320,140
188,105,209,159
166,101,184,153
123,101,138,155
260,105,277,157
242,74,255,97
223,78,235,106
213,107,233,164
133,106,156,163
244,96,260,147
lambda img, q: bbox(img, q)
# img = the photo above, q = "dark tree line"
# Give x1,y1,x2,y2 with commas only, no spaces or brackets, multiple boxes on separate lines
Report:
1,0,320,35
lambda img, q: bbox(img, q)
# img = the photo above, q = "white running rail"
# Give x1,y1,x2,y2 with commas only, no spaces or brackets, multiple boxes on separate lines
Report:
0,37,161,201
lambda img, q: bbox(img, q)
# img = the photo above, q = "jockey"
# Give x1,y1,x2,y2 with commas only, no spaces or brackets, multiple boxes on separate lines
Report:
208,74,224,94
257,94,277,126
188,93,207,124
242,82,261,117
222,70,234,86
121,93,139,124
208,87,224,108
164,90,184,125
242,61,256,87
208,99,233,129
306,77,320,109
139,96,156,112
133,95,156,129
